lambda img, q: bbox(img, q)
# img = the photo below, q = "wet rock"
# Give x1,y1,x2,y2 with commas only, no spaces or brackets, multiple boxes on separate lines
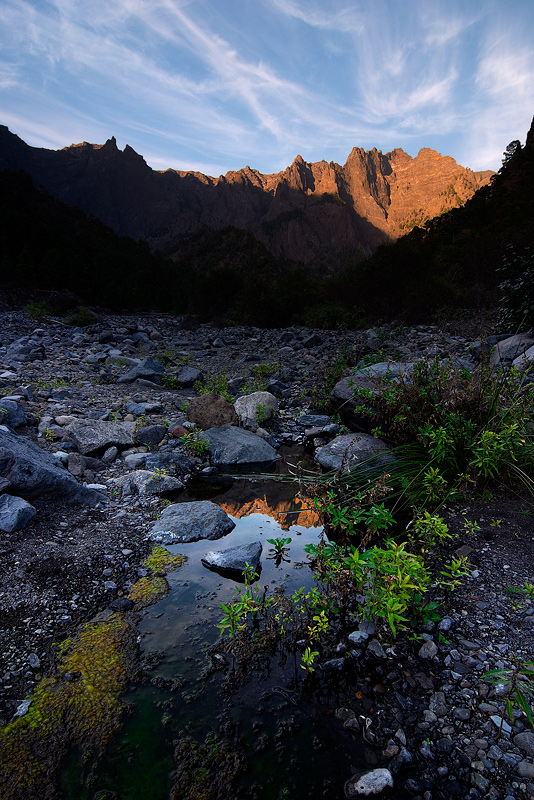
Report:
66,418,134,455
201,541,262,574
234,391,278,429
345,767,394,797
0,494,36,532
186,394,238,430
315,433,391,472
201,426,279,467
148,500,235,543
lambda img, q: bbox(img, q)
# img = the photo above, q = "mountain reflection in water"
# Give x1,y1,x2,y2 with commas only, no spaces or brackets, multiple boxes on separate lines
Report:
218,481,320,529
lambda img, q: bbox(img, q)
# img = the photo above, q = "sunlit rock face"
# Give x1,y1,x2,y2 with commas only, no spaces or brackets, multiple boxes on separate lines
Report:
0,125,492,268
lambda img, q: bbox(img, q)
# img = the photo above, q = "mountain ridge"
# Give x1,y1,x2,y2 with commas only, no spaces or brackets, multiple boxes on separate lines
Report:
0,125,492,267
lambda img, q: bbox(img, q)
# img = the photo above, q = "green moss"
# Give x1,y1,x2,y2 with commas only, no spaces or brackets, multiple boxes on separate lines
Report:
0,614,137,799
170,733,244,800
128,546,186,610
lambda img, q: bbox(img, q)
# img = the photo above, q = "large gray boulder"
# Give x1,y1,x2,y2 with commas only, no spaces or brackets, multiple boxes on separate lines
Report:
202,541,262,575
109,469,182,497
234,391,278,429
315,433,391,472
201,426,280,467
345,768,394,797
5,337,45,363
490,334,534,367
148,500,235,544
117,357,165,384
0,399,27,428
0,494,36,532
66,419,134,455
0,428,102,505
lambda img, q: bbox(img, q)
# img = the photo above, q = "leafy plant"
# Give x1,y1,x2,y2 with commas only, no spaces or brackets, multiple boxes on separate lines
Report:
179,429,210,456
266,537,292,564
484,660,534,732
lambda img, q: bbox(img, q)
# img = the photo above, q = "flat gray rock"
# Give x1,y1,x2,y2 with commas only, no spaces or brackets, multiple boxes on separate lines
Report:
148,500,235,544
66,418,134,455
117,357,165,384
201,540,262,574
201,426,279,467
0,428,102,505
109,469,182,497
315,433,391,472
0,494,36,532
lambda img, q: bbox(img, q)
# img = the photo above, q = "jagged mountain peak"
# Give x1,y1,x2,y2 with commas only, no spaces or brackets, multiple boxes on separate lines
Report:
0,124,493,266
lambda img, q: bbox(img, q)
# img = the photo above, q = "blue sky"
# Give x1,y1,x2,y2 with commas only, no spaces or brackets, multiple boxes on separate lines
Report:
0,0,533,176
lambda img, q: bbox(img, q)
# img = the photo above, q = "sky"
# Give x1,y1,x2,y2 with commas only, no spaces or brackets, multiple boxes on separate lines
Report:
0,0,533,177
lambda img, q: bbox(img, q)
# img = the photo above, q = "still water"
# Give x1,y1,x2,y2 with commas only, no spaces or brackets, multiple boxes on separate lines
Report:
62,473,369,800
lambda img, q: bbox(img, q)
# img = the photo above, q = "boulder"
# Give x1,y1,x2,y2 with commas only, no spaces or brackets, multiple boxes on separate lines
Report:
176,366,203,388
134,424,167,448
66,418,134,455
0,428,102,505
148,500,235,544
234,391,278,429
0,399,27,428
490,334,534,367
201,426,280,467
315,433,391,472
5,337,45,363
331,363,415,432
0,494,36,532
109,469,182,497
117,357,165,384
201,541,262,575
512,343,534,372
186,394,238,430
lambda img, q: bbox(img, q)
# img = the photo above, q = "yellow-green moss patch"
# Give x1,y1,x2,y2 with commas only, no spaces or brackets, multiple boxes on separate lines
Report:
128,546,186,610
0,613,137,800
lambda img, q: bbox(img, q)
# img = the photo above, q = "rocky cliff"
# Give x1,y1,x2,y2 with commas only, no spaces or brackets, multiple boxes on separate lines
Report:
0,125,492,267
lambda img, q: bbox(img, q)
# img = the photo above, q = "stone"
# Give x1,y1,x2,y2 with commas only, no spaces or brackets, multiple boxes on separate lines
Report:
125,400,164,415
134,424,166,448
201,541,262,574
0,398,27,428
514,731,534,756
0,428,102,505
186,394,238,430
66,419,134,455
512,343,534,372
201,426,279,467
5,337,45,363
296,414,331,427
109,469,182,497
345,768,393,797
0,494,36,532
234,391,278,429
175,365,203,387
348,630,369,645
315,433,391,472
490,333,534,367
367,639,387,659
148,500,235,544
517,761,534,779
117,357,165,384
418,640,438,659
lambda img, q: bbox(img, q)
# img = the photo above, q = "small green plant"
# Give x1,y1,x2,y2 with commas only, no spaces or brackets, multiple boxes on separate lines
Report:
179,430,210,457
44,427,55,442
256,403,266,426
194,371,232,401
301,646,319,673
483,660,534,732
266,537,292,564
68,306,94,327
490,518,502,527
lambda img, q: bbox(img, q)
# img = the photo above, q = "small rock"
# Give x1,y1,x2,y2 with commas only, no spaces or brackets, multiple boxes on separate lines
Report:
418,640,438,659
345,768,394,797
